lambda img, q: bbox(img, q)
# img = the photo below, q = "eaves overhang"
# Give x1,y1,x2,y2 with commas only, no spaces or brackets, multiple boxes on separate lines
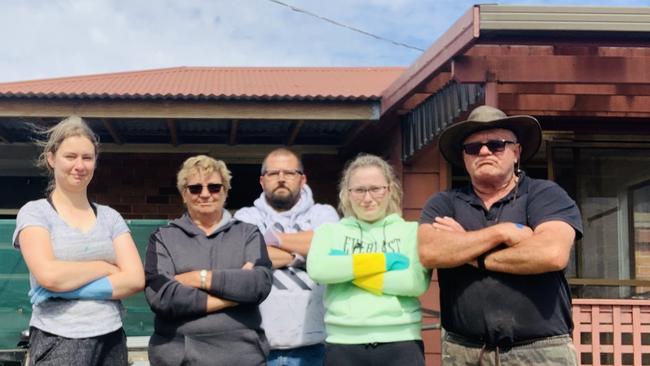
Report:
383,4,650,162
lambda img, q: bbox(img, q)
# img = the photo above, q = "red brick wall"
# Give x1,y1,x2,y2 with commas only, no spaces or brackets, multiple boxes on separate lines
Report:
88,153,191,220
87,152,342,220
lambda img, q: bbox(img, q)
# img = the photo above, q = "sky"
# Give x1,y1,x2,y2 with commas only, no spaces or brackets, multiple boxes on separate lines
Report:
1,0,649,83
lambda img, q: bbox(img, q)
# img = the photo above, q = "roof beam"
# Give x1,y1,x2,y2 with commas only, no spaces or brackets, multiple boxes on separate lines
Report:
102,118,123,145
399,93,433,114
0,100,380,121
98,143,338,164
453,55,650,84
229,120,239,145
167,119,178,146
500,93,650,114
419,72,452,93
342,121,370,147
498,83,650,96
286,120,304,146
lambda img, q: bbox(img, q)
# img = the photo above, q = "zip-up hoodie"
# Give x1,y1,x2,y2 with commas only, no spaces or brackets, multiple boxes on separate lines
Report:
234,185,339,349
307,214,431,344
145,210,273,366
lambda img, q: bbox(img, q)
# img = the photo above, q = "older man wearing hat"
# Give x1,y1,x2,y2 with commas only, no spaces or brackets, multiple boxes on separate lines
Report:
418,105,583,365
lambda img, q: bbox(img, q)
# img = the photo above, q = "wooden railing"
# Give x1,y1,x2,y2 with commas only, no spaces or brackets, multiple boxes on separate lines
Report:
573,299,650,366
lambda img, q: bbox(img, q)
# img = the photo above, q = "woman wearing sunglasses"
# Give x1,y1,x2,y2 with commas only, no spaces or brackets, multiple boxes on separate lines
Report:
307,154,431,366
145,155,273,366
13,116,144,365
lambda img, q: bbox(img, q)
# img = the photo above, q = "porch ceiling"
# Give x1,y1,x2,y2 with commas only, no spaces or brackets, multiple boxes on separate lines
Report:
0,115,372,148
0,94,381,149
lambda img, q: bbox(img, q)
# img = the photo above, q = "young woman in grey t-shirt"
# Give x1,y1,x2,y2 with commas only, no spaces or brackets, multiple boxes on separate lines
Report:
13,116,144,366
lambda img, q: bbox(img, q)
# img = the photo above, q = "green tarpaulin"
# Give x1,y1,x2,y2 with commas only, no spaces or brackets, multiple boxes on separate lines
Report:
0,219,166,349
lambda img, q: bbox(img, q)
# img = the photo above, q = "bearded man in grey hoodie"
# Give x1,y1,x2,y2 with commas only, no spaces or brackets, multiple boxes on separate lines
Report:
235,148,339,366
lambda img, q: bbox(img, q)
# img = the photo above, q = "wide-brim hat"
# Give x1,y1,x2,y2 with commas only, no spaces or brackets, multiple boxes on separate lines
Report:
438,105,542,167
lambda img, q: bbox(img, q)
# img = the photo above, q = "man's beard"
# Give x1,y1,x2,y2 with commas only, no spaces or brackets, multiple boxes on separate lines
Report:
267,188,300,211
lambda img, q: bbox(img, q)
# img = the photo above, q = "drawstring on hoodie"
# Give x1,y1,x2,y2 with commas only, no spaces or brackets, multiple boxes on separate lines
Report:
253,186,317,233
354,220,388,253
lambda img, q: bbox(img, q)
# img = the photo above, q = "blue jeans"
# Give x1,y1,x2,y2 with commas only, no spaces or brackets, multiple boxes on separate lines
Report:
268,343,325,366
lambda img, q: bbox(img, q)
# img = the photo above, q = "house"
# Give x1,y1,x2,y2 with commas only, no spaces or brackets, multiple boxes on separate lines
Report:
1,4,650,365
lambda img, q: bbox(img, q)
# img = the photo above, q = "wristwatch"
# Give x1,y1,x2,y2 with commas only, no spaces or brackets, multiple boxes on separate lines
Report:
199,269,208,290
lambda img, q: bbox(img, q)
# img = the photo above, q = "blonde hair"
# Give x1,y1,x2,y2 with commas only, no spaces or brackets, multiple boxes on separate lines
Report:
176,155,232,193
35,115,99,193
338,154,402,218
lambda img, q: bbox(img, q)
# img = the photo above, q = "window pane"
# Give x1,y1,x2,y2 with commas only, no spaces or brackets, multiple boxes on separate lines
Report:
553,146,650,298
632,181,650,295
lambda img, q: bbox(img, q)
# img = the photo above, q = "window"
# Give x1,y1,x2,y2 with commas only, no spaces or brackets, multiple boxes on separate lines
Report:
551,142,650,299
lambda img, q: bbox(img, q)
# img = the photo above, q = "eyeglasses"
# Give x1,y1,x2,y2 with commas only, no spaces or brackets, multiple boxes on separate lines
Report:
262,169,303,180
186,183,224,195
348,186,388,199
462,139,517,155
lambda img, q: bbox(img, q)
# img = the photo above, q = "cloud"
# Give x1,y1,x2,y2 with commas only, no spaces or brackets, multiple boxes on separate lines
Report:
1,0,649,82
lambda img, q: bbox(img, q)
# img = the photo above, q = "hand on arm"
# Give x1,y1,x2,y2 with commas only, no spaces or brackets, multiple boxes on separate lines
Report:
105,232,145,299
274,231,314,257
30,277,113,305
205,262,254,312
174,262,253,313
266,246,294,269
418,218,524,269
350,228,429,297
206,227,273,306
354,261,430,297
19,227,119,292
28,231,145,304
483,220,575,274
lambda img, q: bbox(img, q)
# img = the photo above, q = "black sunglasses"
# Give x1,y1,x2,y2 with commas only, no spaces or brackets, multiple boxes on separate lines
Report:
186,183,224,195
462,139,516,155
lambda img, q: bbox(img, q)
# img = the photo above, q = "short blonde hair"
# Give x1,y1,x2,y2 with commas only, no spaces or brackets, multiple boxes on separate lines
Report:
176,155,232,193
338,154,402,218
35,115,99,193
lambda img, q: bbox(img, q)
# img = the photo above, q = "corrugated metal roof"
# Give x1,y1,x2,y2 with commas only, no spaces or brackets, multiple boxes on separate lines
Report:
0,67,405,101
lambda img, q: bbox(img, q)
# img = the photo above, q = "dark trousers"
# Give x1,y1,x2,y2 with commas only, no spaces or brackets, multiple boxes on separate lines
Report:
28,327,128,366
324,340,425,366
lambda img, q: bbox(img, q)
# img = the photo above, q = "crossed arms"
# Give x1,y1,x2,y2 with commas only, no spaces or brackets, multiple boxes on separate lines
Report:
417,217,576,275
19,227,144,299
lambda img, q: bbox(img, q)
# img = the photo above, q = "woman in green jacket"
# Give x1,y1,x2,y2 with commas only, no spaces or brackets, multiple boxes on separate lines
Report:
307,154,430,366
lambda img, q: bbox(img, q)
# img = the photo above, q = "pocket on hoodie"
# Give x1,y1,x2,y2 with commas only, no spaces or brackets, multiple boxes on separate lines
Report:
148,333,184,366
182,328,269,366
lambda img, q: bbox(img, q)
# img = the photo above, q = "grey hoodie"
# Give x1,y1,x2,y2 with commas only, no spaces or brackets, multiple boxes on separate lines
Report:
235,185,339,349
145,210,273,366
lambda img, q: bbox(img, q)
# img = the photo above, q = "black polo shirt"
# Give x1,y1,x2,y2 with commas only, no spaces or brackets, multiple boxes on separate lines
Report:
419,174,583,348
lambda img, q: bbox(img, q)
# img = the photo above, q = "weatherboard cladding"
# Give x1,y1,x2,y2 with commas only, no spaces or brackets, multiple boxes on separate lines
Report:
479,5,650,32
0,67,405,101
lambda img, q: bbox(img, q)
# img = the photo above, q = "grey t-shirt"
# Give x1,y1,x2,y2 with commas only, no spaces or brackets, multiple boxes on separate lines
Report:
13,199,130,338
